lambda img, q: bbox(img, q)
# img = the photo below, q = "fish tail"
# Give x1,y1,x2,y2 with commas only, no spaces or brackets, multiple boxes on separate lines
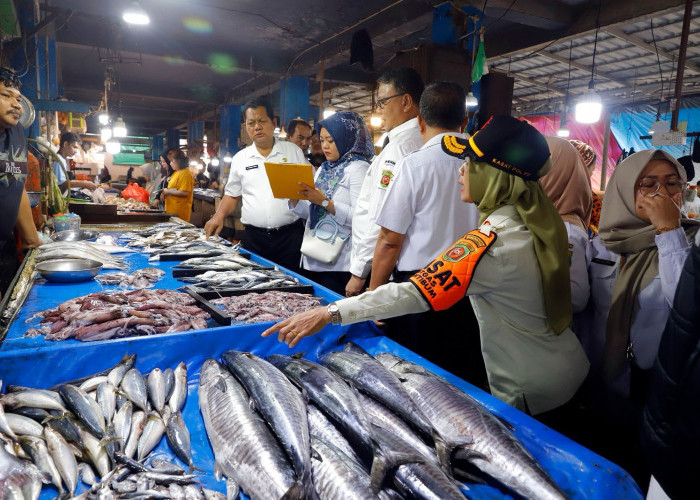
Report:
280,480,306,500
369,443,426,493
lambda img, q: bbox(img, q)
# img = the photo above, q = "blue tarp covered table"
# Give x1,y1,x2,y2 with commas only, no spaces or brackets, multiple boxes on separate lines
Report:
0,242,643,499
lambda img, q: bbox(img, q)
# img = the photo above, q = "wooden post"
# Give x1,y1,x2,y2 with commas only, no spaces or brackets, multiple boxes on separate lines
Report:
600,110,611,191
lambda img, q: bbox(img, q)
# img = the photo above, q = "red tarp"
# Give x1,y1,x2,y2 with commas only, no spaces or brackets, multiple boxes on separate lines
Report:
524,113,623,191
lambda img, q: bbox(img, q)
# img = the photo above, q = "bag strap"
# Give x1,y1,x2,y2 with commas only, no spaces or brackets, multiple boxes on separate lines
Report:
312,217,340,243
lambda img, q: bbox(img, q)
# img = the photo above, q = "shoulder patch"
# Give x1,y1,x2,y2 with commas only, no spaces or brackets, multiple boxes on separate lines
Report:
379,170,394,188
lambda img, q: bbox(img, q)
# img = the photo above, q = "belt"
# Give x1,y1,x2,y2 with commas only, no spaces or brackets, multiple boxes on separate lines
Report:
245,221,300,235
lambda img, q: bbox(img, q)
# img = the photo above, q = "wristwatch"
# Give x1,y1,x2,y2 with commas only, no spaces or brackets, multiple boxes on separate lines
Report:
327,303,341,325
321,198,330,208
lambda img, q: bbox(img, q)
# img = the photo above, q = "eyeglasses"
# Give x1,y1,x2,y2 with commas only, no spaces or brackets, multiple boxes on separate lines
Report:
375,93,404,109
637,177,684,195
0,68,21,89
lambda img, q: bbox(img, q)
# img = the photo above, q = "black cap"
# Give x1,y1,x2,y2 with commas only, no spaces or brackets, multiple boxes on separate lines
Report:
442,115,550,180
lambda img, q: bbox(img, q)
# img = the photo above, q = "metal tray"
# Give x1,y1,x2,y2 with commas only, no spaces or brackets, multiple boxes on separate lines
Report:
35,259,103,283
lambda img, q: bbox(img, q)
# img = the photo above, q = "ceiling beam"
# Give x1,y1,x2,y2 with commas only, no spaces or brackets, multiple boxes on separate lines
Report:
604,26,700,75
452,0,572,29
534,49,633,88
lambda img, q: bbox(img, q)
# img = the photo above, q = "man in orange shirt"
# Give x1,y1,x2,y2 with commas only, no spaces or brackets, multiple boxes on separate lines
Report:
160,150,193,221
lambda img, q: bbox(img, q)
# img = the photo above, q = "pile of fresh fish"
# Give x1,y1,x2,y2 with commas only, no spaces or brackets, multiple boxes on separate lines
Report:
122,227,231,251
181,268,301,291
106,197,152,212
200,345,568,500
36,242,131,270
210,291,322,324
0,355,210,499
96,268,165,289
174,253,264,271
26,289,209,341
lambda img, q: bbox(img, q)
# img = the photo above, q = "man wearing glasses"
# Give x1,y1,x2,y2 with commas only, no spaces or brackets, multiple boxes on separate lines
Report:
345,67,424,297
0,66,40,298
204,97,306,272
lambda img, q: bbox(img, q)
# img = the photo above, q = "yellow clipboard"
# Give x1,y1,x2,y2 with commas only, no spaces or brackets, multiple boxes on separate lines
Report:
264,162,315,199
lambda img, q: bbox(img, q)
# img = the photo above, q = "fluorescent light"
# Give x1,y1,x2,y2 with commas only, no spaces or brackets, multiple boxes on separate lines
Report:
278,126,287,139
210,157,220,167
323,108,336,119
98,113,109,125
105,138,120,154
113,117,127,137
123,2,150,25
465,92,478,107
575,82,602,124
100,126,113,142
370,115,382,128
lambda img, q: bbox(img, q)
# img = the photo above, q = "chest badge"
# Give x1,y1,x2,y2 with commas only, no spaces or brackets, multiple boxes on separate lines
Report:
379,170,394,188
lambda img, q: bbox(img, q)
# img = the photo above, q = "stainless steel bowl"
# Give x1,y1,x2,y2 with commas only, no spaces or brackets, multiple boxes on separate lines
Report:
26,191,42,208
35,259,103,283
51,229,99,242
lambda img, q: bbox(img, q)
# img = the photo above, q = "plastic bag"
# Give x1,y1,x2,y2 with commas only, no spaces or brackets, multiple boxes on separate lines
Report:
121,182,149,203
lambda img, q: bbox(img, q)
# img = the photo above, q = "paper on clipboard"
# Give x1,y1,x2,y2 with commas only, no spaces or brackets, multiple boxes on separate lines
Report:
264,162,315,199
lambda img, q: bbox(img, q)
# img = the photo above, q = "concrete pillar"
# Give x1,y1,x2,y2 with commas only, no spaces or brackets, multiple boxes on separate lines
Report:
279,77,310,130
166,129,180,152
151,136,164,160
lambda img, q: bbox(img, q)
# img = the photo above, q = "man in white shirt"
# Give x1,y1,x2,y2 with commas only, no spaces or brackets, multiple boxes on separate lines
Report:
345,67,424,297
205,97,307,272
370,82,484,386
287,118,312,153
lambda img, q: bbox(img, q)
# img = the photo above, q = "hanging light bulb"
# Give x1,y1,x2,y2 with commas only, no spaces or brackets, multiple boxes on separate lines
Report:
323,108,335,119
101,126,113,142
113,117,127,138
223,155,232,163
575,81,602,124
210,157,220,167
370,115,382,128
123,2,150,25
98,113,109,125
105,138,120,154
278,126,287,139
465,92,478,108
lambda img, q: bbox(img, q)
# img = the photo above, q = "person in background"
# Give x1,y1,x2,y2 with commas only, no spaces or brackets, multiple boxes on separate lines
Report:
160,150,194,222
570,139,601,237
53,131,95,193
345,67,424,297
0,66,40,298
126,166,135,183
207,164,220,190
287,118,312,154
99,166,111,184
307,130,325,168
141,161,161,198
289,111,372,294
369,81,482,384
204,97,307,272
195,170,210,189
264,116,589,418
541,136,593,314
641,238,700,500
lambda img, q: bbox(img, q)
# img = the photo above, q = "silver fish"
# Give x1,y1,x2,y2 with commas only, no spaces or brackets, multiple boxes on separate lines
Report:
121,368,149,412
168,362,187,413
137,411,167,461
124,410,147,459
77,461,98,486
97,381,118,423
79,375,110,393
222,351,313,495
163,368,175,402
79,426,111,478
0,401,18,440
165,411,193,472
5,413,44,437
198,359,302,499
19,435,64,493
113,400,134,449
307,404,360,465
310,436,376,500
58,384,105,438
2,389,67,412
44,425,79,496
147,368,166,415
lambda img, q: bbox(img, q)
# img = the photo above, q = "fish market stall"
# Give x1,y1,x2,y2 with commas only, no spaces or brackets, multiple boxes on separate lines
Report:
0,318,642,499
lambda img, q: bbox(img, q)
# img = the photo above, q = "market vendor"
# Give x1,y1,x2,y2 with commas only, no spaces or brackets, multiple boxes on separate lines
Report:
53,131,96,193
263,116,590,416
160,149,194,221
0,66,40,297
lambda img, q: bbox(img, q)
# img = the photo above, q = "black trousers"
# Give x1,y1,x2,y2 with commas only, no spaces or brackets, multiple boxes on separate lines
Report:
301,270,350,296
241,220,304,274
385,270,488,390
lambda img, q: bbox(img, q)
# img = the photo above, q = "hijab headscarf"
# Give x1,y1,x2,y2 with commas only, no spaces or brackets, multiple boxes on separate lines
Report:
599,149,700,379
541,136,593,233
311,111,374,228
141,161,162,195
469,158,573,334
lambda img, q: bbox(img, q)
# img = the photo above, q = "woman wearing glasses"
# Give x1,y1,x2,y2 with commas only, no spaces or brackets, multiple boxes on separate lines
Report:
583,150,699,404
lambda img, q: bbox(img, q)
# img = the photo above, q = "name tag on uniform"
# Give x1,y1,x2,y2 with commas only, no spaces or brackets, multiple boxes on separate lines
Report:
0,159,28,176
245,164,258,171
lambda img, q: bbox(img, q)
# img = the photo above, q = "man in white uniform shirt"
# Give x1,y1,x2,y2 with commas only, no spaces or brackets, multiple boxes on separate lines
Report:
205,97,307,272
345,67,424,297
370,82,484,386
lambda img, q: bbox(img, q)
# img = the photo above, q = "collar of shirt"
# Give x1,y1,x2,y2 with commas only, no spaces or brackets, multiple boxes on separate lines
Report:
421,131,465,150
246,138,284,160
480,205,518,234
387,117,419,141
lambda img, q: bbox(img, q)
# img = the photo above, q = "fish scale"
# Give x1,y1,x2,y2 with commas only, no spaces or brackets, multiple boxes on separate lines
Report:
198,359,302,500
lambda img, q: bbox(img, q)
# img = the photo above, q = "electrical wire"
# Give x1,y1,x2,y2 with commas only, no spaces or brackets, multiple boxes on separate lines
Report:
484,0,518,32
650,18,665,115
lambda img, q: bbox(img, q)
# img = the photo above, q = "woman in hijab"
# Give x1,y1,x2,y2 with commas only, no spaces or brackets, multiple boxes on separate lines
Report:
289,111,373,294
541,136,593,313
588,149,699,401
569,139,601,236
267,116,589,416
141,160,163,201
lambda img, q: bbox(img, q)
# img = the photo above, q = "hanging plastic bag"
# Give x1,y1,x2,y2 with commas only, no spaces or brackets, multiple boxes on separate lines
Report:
121,182,150,204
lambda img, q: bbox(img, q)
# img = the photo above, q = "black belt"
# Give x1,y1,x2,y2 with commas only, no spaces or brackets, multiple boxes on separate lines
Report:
245,220,302,235
393,269,419,283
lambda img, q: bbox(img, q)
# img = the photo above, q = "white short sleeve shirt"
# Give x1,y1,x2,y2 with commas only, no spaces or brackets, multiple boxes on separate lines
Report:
224,140,307,228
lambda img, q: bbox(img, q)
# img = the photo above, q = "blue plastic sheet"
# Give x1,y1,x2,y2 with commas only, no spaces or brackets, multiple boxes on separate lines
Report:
0,323,642,499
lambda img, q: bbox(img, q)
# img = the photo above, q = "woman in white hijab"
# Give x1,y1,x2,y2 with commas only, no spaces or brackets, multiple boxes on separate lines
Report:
141,161,162,202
